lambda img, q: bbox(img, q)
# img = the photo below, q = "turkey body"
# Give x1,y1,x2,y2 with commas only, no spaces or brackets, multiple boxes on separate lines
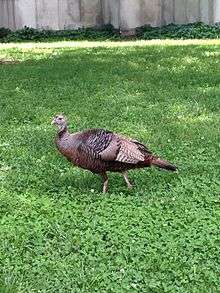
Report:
56,128,176,174
53,114,177,192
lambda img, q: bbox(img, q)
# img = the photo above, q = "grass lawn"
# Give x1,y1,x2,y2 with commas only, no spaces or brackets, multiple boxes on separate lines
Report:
0,40,219,292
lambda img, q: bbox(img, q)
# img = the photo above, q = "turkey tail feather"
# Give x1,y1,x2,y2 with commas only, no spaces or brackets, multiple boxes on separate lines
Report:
152,157,177,172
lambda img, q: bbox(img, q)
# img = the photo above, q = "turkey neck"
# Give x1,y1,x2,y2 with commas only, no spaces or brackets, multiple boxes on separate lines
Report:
56,125,71,153
57,125,69,139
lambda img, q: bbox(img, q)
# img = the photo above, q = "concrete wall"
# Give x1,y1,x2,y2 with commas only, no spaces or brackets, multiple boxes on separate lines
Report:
214,0,220,22
0,0,220,31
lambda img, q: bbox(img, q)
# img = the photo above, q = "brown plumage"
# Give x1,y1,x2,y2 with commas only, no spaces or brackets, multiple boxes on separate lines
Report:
52,115,177,193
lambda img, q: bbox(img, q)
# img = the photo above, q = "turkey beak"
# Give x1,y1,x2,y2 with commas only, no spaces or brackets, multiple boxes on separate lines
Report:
51,119,55,125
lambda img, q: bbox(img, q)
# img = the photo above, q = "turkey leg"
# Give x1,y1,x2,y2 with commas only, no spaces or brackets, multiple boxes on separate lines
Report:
122,171,133,189
101,172,109,193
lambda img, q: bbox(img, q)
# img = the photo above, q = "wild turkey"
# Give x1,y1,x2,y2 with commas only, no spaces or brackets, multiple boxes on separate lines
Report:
52,114,177,193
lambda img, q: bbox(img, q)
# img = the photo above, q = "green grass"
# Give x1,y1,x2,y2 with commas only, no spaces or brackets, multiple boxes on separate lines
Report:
0,40,219,292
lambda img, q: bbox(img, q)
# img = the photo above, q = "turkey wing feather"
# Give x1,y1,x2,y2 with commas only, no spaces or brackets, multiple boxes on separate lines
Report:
77,129,150,165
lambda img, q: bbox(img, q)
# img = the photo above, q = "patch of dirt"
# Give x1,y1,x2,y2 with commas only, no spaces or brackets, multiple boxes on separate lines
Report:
0,59,19,65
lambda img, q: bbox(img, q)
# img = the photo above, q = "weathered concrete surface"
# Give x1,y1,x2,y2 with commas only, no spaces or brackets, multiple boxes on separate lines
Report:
0,0,220,31
80,0,103,27
161,0,175,25
214,0,220,23
58,0,81,29
0,1,8,28
119,0,163,30
0,0,15,29
107,0,120,28
14,0,36,29
185,0,200,23
36,0,59,30
120,0,140,29
174,0,187,24
140,0,162,27
200,0,211,23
